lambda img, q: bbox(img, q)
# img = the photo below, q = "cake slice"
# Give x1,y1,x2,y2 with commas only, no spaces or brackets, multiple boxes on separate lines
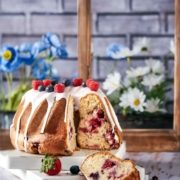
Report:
77,93,122,150
81,152,140,180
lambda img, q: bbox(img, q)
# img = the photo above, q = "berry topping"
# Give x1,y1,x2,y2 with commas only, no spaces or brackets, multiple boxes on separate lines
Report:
102,159,116,169
152,176,158,180
88,80,99,91
43,79,52,87
97,109,104,118
46,85,54,93
82,82,87,87
70,165,80,175
63,79,72,87
89,172,99,180
86,79,93,87
41,155,61,176
51,80,58,86
38,85,46,92
54,83,65,93
72,78,83,86
32,80,43,90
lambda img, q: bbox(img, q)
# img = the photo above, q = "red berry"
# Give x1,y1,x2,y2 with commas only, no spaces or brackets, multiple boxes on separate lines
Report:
86,79,93,87
72,78,83,86
54,83,65,93
102,159,116,169
43,79,52,87
32,80,43,90
41,155,61,176
89,81,99,91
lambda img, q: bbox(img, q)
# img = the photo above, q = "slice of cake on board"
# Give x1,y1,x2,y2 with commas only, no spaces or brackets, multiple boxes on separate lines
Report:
81,151,140,180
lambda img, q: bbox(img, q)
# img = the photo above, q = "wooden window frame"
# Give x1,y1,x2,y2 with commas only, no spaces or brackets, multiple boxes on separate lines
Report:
77,0,180,151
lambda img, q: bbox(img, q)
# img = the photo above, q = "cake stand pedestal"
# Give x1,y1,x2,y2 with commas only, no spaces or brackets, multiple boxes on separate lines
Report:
0,141,126,170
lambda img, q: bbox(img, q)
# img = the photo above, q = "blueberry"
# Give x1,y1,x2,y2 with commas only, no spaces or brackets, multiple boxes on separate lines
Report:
82,82,87,87
51,80,58,86
89,172,99,180
38,85,45,92
46,85,54,92
152,176,158,180
63,79,72,87
70,165,80,175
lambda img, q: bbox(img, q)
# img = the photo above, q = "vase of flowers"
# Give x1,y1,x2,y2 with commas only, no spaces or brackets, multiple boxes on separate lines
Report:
0,32,68,129
102,39,174,129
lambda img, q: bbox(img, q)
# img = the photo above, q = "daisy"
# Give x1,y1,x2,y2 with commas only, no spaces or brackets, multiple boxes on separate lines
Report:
145,98,166,113
106,43,136,59
126,66,150,78
169,40,175,55
119,88,146,112
142,74,165,90
145,59,165,74
133,37,150,53
103,71,122,95
128,88,146,112
119,91,130,108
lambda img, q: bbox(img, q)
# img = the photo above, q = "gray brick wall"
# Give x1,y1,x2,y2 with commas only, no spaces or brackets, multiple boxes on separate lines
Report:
0,0,174,80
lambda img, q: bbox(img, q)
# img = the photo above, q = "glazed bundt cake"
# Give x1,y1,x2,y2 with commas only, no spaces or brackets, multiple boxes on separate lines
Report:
10,79,122,155
81,151,140,180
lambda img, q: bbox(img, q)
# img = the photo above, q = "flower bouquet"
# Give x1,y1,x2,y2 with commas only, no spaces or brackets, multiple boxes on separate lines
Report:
103,39,174,129
0,32,68,128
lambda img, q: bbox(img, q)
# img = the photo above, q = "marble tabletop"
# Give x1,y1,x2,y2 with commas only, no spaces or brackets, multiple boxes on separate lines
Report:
0,152,180,180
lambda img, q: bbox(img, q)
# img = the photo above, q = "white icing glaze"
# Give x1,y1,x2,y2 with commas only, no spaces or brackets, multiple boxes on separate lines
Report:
13,86,122,151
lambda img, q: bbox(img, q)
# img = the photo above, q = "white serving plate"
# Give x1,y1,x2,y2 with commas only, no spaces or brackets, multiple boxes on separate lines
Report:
25,166,148,180
0,141,126,170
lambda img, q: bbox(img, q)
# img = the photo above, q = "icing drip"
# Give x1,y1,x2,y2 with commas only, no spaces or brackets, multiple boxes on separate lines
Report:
40,94,56,133
14,90,41,149
23,91,52,151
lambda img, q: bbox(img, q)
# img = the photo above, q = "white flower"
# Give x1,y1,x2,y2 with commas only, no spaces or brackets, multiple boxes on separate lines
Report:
133,37,150,53
170,40,175,55
103,71,122,95
126,66,150,78
145,98,166,113
107,43,137,59
145,59,165,74
119,88,146,112
119,91,130,108
142,74,165,90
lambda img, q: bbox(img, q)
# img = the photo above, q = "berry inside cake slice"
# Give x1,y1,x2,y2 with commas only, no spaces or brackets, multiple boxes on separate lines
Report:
77,94,122,150
81,152,140,180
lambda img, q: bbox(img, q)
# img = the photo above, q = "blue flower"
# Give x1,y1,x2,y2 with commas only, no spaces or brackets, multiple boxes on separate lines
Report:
0,46,22,72
18,43,35,65
42,32,61,48
32,59,52,80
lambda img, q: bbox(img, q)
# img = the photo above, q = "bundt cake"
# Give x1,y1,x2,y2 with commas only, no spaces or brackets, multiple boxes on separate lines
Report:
81,151,140,180
10,79,123,155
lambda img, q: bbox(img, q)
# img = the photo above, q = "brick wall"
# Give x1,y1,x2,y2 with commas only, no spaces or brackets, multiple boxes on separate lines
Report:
0,0,174,108
0,0,174,76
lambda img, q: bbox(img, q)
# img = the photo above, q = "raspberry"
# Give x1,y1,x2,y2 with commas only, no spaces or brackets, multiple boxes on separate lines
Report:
72,78,83,86
102,159,116,169
43,79,52,87
88,81,99,91
86,79,93,87
97,109,104,118
32,80,43,90
54,83,65,93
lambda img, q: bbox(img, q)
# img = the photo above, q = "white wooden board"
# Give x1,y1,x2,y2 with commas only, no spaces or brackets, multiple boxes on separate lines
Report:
0,141,126,170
